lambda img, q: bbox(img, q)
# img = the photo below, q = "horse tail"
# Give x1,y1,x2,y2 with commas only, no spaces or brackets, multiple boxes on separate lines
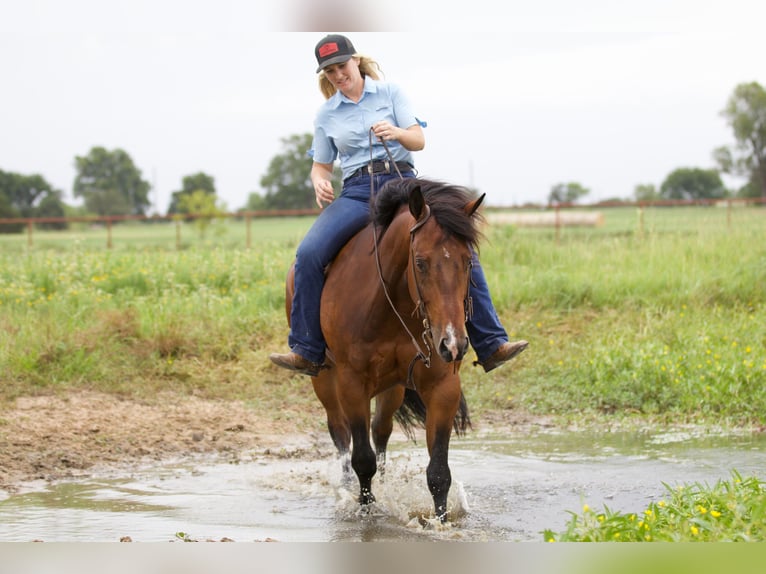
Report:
394,388,472,441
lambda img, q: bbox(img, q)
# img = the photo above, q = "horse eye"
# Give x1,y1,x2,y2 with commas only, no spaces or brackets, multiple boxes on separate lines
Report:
415,258,427,272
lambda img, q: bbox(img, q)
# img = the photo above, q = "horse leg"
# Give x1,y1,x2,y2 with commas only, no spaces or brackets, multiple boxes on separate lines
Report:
338,384,377,506
422,383,462,522
349,421,377,506
311,372,352,479
372,386,405,476
426,425,453,521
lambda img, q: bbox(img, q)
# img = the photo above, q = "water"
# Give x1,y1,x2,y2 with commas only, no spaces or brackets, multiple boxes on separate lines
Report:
1,427,765,542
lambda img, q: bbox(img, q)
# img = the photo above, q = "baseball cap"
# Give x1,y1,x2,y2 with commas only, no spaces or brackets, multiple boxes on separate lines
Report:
315,34,356,73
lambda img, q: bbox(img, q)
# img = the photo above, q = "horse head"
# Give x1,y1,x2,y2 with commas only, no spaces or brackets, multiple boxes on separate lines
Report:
406,183,485,365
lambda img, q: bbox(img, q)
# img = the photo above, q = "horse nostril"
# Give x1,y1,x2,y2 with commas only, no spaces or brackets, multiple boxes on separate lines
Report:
439,337,469,362
438,339,454,362
455,337,469,361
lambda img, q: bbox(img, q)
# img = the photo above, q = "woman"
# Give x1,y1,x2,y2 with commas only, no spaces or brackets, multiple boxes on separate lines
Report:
270,34,527,377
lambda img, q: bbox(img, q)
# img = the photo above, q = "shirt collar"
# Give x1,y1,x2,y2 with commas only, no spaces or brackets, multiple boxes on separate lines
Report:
328,76,378,109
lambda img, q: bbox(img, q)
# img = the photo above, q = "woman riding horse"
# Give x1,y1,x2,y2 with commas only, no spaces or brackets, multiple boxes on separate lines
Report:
270,33,527,378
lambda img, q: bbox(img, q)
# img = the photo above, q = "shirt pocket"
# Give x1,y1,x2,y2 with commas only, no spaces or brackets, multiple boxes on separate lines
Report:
374,104,397,125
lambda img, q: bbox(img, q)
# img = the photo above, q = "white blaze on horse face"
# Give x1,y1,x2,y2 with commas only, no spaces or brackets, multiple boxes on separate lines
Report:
443,246,451,258
444,323,459,360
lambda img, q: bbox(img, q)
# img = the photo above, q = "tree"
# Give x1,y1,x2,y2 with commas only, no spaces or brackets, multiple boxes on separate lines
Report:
0,169,67,232
258,133,339,210
73,147,151,216
240,191,267,212
715,81,766,200
35,194,67,230
177,190,227,239
0,193,22,233
659,168,725,201
634,183,660,203
548,182,590,205
168,172,217,215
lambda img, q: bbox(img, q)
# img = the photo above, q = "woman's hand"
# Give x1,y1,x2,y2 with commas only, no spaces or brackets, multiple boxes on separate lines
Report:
372,121,425,151
314,178,335,208
371,120,400,142
311,162,336,208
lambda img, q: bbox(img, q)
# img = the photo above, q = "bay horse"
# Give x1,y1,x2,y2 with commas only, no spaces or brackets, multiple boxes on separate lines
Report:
283,177,484,521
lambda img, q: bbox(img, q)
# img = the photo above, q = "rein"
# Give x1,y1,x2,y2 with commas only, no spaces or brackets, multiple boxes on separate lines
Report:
368,129,432,386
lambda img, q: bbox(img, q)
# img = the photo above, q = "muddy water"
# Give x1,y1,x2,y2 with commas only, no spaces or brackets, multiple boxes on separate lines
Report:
1,427,765,542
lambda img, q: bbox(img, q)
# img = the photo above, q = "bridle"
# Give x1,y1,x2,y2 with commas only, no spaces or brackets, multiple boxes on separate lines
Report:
367,129,474,387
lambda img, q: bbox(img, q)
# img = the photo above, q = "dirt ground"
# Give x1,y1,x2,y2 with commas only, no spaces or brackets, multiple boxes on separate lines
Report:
0,391,321,494
0,391,551,494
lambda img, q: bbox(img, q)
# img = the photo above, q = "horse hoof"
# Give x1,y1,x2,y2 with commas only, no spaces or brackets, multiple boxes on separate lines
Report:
358,490,376,506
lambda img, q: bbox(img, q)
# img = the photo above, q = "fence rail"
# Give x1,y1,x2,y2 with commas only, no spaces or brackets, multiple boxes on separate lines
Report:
1,197,764,250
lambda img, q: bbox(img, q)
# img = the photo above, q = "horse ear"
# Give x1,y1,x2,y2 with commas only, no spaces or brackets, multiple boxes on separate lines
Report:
466,193,486,217
409,184,426,220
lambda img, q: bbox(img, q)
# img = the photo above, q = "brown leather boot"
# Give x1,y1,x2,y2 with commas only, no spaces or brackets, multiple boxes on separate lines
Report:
269,351,325,377
475,340,529,373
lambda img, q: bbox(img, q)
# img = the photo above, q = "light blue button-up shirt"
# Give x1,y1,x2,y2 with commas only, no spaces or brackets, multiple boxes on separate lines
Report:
309,77,426,181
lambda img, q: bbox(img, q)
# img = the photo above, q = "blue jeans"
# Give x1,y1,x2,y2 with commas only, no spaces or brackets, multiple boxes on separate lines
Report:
288,173,508,364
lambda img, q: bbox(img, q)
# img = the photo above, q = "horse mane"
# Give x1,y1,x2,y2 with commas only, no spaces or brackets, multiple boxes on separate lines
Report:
372,178,485,250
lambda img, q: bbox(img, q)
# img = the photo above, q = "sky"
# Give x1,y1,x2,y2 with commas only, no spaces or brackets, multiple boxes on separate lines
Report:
2,0,765,212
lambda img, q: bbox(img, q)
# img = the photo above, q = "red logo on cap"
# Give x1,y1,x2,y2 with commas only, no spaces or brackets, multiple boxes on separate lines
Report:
318,42,339,58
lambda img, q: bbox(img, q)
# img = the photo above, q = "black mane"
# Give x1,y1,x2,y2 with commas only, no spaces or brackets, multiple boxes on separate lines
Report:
371,178,484,249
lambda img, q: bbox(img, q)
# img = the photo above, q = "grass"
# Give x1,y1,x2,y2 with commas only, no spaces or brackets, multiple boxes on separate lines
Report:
0,206,764,422
545,471,766,542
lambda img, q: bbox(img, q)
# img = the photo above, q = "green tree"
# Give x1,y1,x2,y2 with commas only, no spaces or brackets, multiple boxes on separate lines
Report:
240,191,267,212
0,193,22,233
0,169,67,232
659,168,725,201
73,147,151,216
168,172,217,215
258,133,338,210
548,182,590,205
715,81,766,200
177,190,227,239
634,183,660,203
34,194,67,230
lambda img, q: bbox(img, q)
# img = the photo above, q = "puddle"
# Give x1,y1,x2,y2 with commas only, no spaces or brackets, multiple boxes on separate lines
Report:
1,428,764,542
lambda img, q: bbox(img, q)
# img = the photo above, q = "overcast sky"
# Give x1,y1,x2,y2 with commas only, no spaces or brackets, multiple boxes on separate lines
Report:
2,0,764,212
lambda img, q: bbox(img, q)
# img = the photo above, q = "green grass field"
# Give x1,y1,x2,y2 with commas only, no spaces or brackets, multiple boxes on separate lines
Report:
1,205,764,426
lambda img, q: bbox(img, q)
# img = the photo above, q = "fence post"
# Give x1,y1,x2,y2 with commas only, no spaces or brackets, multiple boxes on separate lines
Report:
27,220,33,248
246,214,252,250
637,205,645,239
106,219,113,249
727,199,732,229
555,204,561,245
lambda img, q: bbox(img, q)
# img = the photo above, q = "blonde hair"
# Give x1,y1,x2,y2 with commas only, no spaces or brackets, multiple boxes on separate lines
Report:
318,55,383,99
